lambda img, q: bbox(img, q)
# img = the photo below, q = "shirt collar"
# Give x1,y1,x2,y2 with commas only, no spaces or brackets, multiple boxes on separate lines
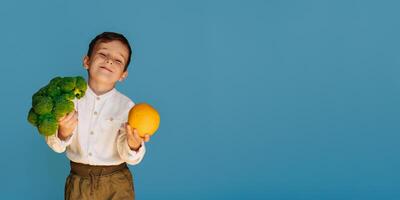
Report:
86,83,116,101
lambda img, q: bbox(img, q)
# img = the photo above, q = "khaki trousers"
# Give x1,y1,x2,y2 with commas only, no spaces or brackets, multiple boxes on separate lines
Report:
65,161,135,200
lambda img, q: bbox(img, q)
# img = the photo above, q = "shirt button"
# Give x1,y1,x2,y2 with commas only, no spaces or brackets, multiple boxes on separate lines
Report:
90,131,94,135
88,152,92,156
96,97,100,100
94,111,98,115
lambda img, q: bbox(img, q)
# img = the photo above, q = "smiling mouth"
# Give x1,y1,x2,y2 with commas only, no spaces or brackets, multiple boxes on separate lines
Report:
100,66,113,72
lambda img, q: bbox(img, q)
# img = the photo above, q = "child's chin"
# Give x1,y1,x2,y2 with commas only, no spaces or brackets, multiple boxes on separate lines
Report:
91,73,116,83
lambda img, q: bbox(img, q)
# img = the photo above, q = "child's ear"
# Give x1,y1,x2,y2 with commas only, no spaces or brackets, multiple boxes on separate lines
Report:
83,56,90,69
119,71,128,82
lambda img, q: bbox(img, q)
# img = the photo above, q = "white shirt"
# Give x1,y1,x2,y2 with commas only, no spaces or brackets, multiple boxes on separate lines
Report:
45,84,146,166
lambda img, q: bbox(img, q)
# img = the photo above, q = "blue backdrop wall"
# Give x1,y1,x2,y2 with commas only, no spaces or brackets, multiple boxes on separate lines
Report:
0,0,399,199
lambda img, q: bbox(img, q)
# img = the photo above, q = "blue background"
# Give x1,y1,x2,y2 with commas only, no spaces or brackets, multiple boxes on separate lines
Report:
1,0,399,199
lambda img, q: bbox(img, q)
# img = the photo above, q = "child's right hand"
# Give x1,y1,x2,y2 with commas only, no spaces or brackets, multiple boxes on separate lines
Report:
57,111,78,141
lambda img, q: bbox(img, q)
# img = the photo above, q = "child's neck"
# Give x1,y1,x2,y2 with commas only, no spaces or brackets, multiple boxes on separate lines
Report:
88,78,115,96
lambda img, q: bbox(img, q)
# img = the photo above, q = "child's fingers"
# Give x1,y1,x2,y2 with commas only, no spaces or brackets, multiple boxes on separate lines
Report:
126,123,132,133
58,115,66,122
58,113,70,123
65,111,76,121
70,118,78,128
144,134,150,142
126,124,134,138
66,116,78,127
71,112,78,121
133,129,143,143
64,112,78,126
60,111,76,123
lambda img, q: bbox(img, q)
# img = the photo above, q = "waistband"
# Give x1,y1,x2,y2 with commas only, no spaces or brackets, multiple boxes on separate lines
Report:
70,161,128,177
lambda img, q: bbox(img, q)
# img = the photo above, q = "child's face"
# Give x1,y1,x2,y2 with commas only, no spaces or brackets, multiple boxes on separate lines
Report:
83,40,129,85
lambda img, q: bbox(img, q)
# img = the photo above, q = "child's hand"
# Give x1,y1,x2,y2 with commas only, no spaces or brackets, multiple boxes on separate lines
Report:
123,123,150,151
57,111,78,141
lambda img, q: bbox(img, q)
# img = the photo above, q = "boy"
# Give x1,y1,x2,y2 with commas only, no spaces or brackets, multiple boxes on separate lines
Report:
45,32,150,200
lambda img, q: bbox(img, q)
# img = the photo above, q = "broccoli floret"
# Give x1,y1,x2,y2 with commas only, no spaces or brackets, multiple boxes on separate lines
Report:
49,76,63,86
59,77,76,92
32,86,48,103
47,77,64,97
47,83,62,97
74,76,87,99
53,98,74,120
33,96,53,115
32,94,43,107
37,85,48,95
37,113,58,136
27,108,39,126
61,91,75,101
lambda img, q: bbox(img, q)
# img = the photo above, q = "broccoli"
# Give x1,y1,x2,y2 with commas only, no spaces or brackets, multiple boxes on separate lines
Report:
28,76,87,136
49,76,63,86
59,77,76,92
74,76,87,99
47,83,62,97
27,108,38,126
53,98,74,120
33,96,53,115
32,86,47,103
36,85,48,95
61,91,76,101
37,114,58,136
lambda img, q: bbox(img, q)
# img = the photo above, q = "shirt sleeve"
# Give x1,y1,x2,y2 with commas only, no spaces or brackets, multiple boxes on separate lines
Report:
45,129,75,153
116,127,146,165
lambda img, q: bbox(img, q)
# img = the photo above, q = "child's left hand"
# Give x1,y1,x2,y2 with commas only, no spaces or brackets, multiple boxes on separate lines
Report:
122,123,150,151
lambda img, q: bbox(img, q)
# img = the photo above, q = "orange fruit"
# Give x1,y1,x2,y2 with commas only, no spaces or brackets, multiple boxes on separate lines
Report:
128,103,160,137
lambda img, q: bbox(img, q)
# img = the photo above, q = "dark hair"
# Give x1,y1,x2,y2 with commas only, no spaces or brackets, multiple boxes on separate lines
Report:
87,32,132,71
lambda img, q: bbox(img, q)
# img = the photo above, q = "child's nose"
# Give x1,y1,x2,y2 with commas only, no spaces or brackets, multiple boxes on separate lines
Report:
105,58,113,65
